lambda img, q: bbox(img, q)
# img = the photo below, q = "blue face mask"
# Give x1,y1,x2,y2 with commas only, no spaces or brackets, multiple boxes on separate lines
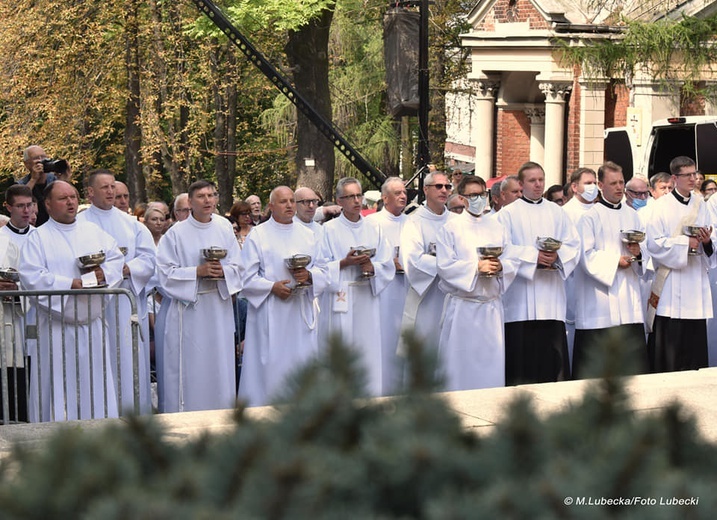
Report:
632,198,647,210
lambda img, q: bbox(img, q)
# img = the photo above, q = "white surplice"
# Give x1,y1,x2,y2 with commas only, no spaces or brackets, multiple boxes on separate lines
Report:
646,192,716,320
0,236,22,367
19,219,124,422
575,201,645,329
0,225,36,372
496,198,580,322
562,197,595,361
399,205,454,354
78,205,155,414
156,214,243,413
319,212,394,396
365,208,409,393
436,211,517,391
238,218,329,406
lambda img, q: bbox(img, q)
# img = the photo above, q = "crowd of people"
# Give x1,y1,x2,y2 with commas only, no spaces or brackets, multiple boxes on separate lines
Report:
2,144,717,423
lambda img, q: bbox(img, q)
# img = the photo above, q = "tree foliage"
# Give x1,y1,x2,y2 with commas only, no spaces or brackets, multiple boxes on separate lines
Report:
559,14,717,96
1,334,717,518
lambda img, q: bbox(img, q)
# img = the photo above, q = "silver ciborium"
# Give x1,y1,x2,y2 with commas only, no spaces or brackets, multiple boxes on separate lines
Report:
350,246,376,279
77,251,106,269
477,246,503,278
682,225,704,256
620,230,645,263
0,267,20,283
77,251,107,287
285,254,312,290
201,246,228,279
536,237,562,270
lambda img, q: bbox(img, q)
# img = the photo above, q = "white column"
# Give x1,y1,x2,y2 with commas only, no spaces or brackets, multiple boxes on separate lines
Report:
471,78,500,179
525,106,545,167
579,78,608,170
539,82,572,187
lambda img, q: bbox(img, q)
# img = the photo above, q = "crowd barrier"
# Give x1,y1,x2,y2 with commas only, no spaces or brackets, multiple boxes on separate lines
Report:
0,288,141,424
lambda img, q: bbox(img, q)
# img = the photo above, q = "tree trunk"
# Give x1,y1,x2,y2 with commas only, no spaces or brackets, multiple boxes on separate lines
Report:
124,0,145,206
211,42,238,215
285,6,335,200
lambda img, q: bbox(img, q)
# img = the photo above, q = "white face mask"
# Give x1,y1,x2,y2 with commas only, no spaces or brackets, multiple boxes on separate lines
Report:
582,183,598,202
467,194,487,216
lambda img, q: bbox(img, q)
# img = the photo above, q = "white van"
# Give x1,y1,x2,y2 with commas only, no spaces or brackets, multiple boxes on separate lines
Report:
604,116,717,179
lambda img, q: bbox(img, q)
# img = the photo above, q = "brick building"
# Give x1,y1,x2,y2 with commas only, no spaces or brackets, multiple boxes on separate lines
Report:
445,0,717,186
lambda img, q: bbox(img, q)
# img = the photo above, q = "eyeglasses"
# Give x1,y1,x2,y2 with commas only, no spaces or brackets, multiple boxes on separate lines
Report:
9,203,33,210
674,172,699,178
296,199,320,206
626,189,649,199
238,211,251,216
174,208,191,214
338,193,363,201
448,206,464,213
464,193,487,201
426,183,453,191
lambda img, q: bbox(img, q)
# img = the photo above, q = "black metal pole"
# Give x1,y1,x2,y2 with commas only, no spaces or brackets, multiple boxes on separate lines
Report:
417,0,431,197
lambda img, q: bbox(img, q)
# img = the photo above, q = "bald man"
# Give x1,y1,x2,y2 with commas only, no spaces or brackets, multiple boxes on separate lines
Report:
114,181,131,214
293,186,323,239
238,186,329,406
20,181,124,421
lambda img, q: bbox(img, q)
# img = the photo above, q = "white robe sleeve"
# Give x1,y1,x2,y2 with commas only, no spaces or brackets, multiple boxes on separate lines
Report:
401,219,437,296
646,209,690,270
578,212,621,288
156,230,200,303
555,211,581,280
239,231,275,308
369,230,396,297
125,223,156,295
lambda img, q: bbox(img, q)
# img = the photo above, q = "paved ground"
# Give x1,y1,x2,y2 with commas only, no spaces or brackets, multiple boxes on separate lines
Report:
2,367,717,458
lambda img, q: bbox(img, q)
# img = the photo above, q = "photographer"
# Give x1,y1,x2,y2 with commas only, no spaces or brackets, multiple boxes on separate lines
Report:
19,145,70,226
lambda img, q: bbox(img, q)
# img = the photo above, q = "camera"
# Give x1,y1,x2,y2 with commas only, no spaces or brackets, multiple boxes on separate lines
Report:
42,158,69,175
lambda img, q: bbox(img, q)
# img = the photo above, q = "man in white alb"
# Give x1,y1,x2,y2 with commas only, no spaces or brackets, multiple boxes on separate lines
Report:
400,171,455,355
436,175,517,391
238,186,329,406
77,169,156,414
320,177,394,396
156,180,243,412
366,177,409,393
20,181,124,421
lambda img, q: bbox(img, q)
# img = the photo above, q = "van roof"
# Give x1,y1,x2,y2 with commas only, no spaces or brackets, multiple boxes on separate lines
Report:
652,116,717,127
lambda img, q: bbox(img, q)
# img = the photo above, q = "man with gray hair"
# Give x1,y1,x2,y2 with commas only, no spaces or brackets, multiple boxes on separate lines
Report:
400,171,455,359
320,177,394,396
172,193,190,223
500,175,522,208
245,194,263,225
366,177,409,392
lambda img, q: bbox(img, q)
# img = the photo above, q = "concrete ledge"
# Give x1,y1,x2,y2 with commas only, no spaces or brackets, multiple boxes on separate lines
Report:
2,367,717,458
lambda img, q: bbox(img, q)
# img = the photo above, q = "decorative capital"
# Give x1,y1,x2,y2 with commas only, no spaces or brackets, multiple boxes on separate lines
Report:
539,82,573,102
524,107,545,124
474,79,500,99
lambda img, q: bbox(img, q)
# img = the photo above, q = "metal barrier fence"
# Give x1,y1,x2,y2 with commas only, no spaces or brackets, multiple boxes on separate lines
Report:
1,288,142,424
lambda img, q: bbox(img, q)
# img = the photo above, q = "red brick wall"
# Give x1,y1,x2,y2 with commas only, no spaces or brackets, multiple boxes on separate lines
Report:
476,0,549,31
604,81,630,128
496,109,531,176
681,84,706,116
